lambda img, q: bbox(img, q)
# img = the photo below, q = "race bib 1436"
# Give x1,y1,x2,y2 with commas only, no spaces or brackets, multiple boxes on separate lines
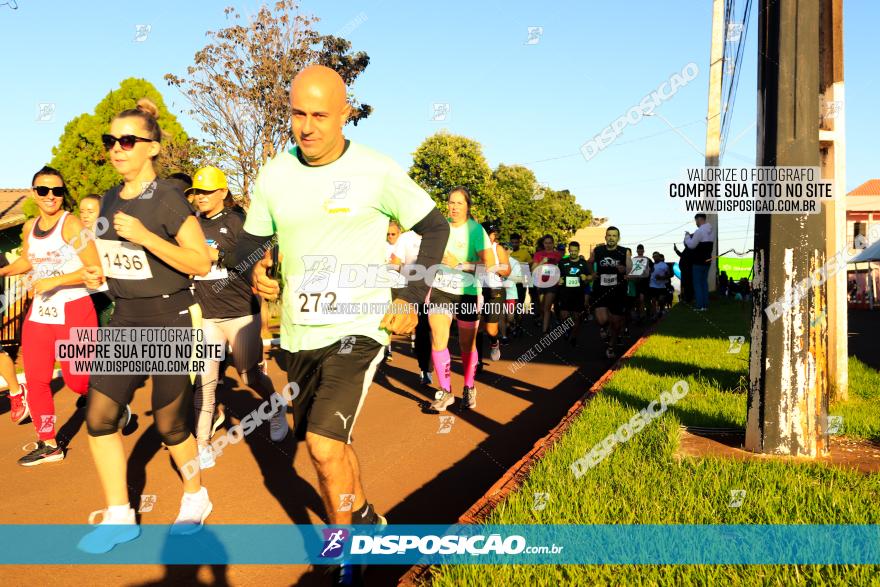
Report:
95,239,153,280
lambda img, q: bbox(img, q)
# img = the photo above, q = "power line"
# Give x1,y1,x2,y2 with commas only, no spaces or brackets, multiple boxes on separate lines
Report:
521,118,706,166
720,0,754,158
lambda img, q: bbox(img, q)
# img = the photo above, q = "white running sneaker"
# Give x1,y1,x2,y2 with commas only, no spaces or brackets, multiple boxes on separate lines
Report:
170,487,213,536
198,444,216,470
269,402,289,442
489,342,501,361
430,390,454,412
78,507,140,554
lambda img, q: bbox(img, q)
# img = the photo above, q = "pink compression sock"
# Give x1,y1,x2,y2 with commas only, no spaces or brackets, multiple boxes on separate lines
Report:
432,349,451,391
461,349,478,388
458,320,480,388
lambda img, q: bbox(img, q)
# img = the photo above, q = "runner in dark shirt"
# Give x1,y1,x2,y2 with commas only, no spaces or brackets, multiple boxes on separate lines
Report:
188,166,285,470
557,241,591,346
588,226,631,359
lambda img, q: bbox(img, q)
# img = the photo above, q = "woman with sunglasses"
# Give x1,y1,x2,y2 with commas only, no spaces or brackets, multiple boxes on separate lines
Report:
428,187,495,412
77,99,212,553
186,165,286,469
0,166,102,466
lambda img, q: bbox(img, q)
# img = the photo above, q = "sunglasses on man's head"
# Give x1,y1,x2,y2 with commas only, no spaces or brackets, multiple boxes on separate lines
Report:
101,134,155,151
33,186,67,197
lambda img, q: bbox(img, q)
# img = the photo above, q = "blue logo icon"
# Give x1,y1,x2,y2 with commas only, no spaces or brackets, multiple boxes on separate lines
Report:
320,528,349,558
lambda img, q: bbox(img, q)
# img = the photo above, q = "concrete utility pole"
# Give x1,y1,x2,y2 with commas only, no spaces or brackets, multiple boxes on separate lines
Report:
746,0,829,457
703,0,724,292
819,0,848,401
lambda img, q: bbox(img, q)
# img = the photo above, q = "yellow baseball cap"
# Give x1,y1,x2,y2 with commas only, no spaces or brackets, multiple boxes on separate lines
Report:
185,166,228,194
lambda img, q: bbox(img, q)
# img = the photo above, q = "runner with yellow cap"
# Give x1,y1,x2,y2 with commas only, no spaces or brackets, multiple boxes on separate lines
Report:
186,166,288,469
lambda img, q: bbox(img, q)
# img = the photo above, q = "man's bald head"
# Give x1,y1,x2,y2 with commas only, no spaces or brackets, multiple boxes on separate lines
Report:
289,65,351,165
291,65,349,109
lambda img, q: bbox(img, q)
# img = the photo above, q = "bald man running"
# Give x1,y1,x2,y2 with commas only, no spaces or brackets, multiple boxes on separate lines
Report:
236,65,448,585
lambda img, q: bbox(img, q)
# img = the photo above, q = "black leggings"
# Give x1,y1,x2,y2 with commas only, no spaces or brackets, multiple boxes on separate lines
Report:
414,304,432,372
86,385,191,447
86,291,198,447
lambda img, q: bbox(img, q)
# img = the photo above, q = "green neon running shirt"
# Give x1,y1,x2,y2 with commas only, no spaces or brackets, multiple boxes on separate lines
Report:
244,142,436,352
432,218,491,296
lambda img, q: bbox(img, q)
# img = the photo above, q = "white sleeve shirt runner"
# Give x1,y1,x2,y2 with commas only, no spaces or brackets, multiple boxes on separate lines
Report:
243,142,436,353
684,222,714,249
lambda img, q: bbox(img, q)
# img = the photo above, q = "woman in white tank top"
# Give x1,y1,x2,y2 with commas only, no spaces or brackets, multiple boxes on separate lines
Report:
0,166,103,466
476,221,510,366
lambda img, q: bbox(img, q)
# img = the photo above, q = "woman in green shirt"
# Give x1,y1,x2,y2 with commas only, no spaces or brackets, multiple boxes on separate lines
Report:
427,187,494,412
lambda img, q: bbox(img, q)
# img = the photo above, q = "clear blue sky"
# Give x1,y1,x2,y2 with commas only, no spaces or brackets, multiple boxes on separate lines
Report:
1,0,877,260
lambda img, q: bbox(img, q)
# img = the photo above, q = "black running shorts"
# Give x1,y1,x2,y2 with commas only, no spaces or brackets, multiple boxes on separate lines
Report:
480,288,505,324
428,288,479,322
558,290,585,313
89,290,198,411
283,335,384,444
591,285,628,316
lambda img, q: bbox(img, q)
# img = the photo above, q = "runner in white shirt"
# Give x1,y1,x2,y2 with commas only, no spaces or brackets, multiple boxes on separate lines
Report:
475,221,510,367
648,251,671,319
384,220,402,362
501,244,524,342
0,166,103,466
391,230,433,384
628,244,653,323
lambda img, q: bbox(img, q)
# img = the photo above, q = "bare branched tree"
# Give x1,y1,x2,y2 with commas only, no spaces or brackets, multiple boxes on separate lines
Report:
165,0,371,202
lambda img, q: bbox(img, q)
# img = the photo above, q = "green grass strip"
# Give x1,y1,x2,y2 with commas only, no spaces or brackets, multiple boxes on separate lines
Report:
429,299,880,586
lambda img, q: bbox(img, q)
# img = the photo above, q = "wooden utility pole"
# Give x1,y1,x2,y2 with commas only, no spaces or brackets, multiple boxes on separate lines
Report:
820,0,847,400
703,0,724,292
746,0,828,457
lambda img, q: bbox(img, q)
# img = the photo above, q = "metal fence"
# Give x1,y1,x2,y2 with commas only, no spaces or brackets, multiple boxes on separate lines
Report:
0,275,31,348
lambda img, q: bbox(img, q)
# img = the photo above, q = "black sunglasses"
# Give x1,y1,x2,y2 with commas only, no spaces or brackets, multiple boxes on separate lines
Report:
33,186,67,197
101,134,155,151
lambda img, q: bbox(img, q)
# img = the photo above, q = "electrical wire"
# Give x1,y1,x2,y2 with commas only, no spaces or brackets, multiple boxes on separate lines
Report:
522,118,707,166
720,0,754,158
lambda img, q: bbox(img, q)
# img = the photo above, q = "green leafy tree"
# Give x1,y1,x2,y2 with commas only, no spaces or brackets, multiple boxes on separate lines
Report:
409,132,502,221
165,0,372,203
492,164,591,247
537,188,592,244
35,78,198,218
493,163,541,245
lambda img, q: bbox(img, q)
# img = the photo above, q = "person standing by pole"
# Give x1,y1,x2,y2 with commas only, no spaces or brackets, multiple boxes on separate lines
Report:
684,213,714,311
673,242,694,303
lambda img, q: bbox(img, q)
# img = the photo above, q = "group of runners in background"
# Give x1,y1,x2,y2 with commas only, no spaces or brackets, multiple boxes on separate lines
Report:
385,221,675,374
